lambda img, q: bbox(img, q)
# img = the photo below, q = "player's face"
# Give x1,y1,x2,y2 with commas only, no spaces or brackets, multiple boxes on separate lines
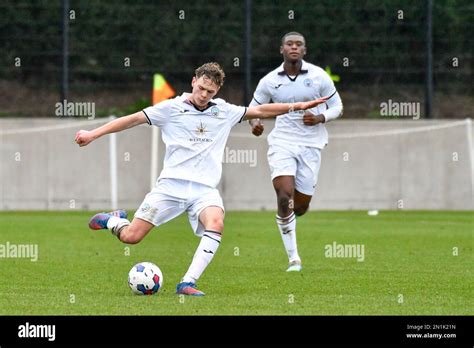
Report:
280,35,306,63
190,76,220,108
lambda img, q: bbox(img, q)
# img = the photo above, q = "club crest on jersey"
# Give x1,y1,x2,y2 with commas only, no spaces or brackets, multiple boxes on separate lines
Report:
210,106,220,117
304,78,313,87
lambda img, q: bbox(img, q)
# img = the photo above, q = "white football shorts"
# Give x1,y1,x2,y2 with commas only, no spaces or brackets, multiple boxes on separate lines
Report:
134,178,224,236
267,142,322,196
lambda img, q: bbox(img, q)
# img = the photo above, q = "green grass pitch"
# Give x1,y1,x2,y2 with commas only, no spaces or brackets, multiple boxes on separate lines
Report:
0,211,471,315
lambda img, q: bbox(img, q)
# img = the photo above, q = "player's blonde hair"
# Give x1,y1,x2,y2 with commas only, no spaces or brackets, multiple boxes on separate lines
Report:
195,62,225,87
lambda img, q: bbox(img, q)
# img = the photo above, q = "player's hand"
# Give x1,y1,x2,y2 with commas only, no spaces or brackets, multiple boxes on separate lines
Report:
250,119,264,136
297,96,329,111
303,112,325,126
75,130,95,147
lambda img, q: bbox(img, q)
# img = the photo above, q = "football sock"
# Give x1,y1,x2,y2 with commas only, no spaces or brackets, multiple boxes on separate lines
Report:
182,230,222,284
106,216,130,239
276,212,300,263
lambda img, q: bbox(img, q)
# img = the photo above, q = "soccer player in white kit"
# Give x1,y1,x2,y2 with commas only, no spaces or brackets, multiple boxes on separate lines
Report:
75,62,329,296
249,32,343,272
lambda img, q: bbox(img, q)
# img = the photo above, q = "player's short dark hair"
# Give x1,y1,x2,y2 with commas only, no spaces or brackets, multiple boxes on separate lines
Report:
195,62,225,87
281,31,306,45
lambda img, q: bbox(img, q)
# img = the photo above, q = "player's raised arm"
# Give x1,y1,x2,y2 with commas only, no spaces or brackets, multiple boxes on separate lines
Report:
75,111,148,147
243,96,329,120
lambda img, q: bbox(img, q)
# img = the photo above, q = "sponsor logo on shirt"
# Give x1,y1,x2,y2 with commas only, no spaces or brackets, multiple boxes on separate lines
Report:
304,78,313,87
189,120,213,143
195,121,209,136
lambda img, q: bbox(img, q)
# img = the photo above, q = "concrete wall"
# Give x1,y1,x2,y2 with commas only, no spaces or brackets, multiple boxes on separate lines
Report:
0,118,472,211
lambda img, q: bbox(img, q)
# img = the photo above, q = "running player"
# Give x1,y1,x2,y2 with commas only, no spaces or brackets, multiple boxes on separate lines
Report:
249,32,343,272
75,62,329,295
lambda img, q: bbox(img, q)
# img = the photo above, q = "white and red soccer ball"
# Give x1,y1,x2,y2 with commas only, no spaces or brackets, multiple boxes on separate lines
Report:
128,262,163,295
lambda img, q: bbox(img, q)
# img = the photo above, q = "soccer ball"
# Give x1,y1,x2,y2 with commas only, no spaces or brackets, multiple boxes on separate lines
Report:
128,262,163,295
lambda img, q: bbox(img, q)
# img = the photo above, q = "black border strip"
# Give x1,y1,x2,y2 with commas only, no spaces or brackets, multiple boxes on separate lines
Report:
1,315,472,345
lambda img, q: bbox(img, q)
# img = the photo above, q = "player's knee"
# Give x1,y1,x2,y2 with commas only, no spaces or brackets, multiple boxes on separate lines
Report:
205,217,224,233
120,226,143,244
294,204,309,216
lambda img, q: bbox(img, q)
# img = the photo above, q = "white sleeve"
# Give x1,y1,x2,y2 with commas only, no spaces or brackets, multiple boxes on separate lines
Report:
319,72,343,123
225,102,247,127
142,100,172,127
249,78,272,107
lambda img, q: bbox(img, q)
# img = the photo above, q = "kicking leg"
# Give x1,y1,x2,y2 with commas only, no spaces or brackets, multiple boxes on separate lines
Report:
89,209,154,244
116,217,154,244
273,176,301,271
177,206,224,296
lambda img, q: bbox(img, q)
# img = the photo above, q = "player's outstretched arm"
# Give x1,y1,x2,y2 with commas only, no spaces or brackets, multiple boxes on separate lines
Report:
75,111,148,147
244,96,329,120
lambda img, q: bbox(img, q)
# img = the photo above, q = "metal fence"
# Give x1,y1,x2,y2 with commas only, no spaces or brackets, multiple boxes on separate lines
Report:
0,0,472,119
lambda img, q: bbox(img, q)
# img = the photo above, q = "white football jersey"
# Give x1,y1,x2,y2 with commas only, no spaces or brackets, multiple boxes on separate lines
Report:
143,93,247,188
250,60,343,148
